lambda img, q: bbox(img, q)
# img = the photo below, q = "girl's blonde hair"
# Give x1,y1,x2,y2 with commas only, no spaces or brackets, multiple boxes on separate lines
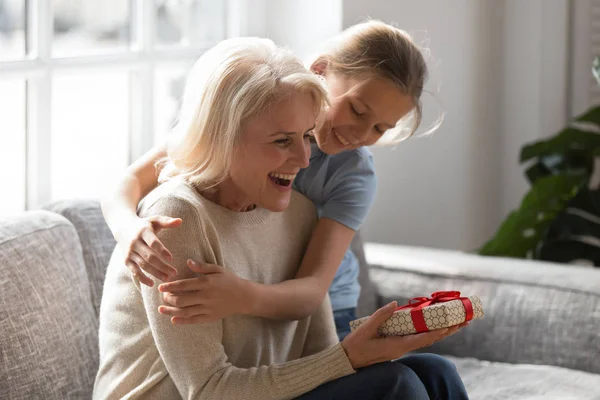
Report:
159,37,328,188
311,20,440,143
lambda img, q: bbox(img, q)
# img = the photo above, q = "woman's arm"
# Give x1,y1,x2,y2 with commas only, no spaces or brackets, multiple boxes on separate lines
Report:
101,143,180,286
141,198,356,400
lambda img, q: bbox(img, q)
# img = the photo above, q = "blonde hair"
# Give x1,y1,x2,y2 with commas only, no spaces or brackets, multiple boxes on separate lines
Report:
158,37,328,188
311,20,441,144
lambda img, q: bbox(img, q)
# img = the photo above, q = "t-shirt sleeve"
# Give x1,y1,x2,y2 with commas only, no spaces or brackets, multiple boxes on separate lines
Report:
320,149,377,231
138,196,354,400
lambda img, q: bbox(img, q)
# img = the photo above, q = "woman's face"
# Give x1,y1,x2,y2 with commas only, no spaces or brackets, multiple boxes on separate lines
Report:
222,90,317,212
315,71,415,155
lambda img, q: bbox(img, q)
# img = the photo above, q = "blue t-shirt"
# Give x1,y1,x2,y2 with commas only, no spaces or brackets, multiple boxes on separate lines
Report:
293,143,377,311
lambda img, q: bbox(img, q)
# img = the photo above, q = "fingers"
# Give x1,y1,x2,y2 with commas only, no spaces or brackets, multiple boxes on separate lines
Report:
158,277,206,293
141,228,174,263
151,216,183,226
158,304,206,318
150,216,183,234
404,322,466,350
130,253,170,282
161,291,204,308
171,315,217,325
126,261,154,287
187,260,222,274
132,241,177,278
393,327,450,352
358,301,397,335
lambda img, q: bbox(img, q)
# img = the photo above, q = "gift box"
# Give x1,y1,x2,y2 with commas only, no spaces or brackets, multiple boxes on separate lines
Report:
349,291,484,336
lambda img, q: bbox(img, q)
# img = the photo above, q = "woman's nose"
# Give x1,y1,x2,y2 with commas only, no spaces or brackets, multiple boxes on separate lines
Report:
290,140,310,168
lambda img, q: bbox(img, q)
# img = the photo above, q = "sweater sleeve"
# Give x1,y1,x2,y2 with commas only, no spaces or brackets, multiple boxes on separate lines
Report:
140,196,355,400
301,294,342,357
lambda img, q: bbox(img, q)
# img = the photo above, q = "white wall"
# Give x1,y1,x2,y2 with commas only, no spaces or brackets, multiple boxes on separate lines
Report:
343,0,570,251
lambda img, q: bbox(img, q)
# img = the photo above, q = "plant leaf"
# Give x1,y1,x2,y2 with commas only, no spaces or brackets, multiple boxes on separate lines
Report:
525,162,551,184
478,174,585,257
523,151,593,184
535,188,600,266
520,128,600,163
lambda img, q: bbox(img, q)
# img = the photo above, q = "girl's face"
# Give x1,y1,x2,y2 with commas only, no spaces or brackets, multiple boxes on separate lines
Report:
314,71,415,155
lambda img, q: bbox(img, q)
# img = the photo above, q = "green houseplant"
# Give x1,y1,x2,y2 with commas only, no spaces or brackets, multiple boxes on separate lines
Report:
479,58,600,266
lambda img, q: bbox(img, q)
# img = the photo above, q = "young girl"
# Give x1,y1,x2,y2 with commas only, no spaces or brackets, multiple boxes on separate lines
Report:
103,20,432,341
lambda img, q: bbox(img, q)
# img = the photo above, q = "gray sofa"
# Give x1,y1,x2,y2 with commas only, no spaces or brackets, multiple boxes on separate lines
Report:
1,200,600,399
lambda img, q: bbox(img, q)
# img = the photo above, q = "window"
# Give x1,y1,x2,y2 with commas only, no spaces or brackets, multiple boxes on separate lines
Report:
0,0,240,213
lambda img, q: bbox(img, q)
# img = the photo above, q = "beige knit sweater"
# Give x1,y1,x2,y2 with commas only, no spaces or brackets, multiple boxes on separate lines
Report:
93,181,355,400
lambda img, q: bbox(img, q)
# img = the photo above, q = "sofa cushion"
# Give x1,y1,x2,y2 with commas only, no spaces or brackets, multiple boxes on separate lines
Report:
0,211,98,399
366,243,600,374
44,200,116,317
447,355,600,400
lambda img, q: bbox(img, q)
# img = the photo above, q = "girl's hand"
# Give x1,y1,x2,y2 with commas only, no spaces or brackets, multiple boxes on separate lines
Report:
157,260,251,324
117,215,181,286
341,301,469,369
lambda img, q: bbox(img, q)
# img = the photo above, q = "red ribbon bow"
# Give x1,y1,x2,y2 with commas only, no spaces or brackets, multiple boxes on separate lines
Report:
394,291,474,333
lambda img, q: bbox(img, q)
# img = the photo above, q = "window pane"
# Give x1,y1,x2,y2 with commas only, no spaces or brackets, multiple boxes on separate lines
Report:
0,80,26,216
0,0,26,61
154,64,190,144
51,72,129,201
52,1,131,56
156,0,225,47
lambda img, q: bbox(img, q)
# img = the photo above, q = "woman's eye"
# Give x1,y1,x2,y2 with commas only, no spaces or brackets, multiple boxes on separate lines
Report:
274,138,290,147
304,130,315,139
375,126,385,135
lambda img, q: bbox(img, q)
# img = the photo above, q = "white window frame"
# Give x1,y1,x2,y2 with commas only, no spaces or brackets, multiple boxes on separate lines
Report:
0,0,246,210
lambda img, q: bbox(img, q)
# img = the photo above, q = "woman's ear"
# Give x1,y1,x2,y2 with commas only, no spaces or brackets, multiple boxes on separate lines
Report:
310,57,329,76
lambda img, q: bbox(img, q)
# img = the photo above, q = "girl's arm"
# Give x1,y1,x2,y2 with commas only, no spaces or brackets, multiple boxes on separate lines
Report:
160,149,376,322
246,218,355,320
101,143,180,286
159,218,355,322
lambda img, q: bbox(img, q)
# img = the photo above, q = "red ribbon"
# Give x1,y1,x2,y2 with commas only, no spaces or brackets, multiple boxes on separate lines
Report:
394,291,474,333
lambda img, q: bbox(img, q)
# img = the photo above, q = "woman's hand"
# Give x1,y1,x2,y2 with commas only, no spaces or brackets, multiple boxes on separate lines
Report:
157,260,252,324
341,301,469,369
116,215,182,286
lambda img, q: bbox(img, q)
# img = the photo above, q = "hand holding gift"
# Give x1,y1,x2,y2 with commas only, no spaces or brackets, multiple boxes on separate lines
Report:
350,291,484,337
341,301,469,369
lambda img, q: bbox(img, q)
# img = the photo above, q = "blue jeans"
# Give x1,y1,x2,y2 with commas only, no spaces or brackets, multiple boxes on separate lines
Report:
333,308,356,341
297,353,469,400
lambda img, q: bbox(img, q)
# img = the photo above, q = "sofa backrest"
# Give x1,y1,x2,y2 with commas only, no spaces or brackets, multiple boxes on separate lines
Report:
0,211,99,399
44,200,116,318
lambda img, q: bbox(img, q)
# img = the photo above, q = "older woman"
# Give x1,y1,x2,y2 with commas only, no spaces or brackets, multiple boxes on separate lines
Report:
93,37,467,400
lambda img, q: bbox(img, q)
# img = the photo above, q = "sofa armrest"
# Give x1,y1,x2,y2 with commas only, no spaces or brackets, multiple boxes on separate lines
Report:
364,243,600,374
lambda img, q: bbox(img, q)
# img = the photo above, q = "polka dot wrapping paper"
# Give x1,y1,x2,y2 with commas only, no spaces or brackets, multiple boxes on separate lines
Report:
349,292,484,336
